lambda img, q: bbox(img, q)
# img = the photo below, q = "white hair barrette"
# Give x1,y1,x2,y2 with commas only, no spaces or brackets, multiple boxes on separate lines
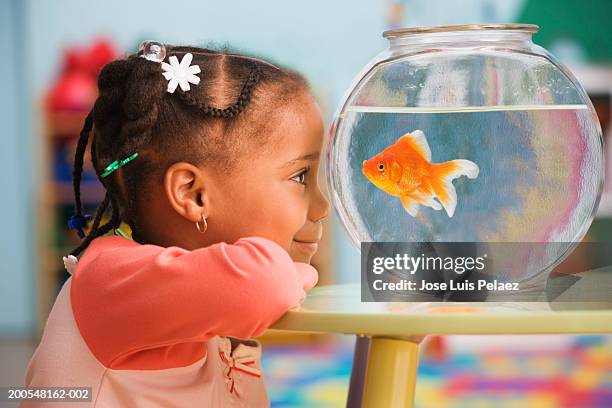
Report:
138,40,201,94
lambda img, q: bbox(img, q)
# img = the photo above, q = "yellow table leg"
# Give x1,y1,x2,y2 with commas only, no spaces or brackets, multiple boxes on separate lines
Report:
362,337,420,408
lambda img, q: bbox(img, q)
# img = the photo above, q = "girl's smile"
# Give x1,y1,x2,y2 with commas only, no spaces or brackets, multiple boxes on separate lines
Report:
292,240,319,256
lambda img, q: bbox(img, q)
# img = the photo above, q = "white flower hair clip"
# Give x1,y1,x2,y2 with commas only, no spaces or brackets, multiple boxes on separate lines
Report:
162,53,201,93
138,40,201,94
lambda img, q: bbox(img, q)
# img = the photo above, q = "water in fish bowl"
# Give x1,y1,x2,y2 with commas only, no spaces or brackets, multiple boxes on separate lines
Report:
330,104,603,281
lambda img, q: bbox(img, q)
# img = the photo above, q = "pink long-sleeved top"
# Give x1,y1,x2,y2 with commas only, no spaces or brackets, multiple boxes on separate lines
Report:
22,235,318,407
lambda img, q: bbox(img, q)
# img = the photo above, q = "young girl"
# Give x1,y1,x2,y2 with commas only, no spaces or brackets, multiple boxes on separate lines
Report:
23,41,330,407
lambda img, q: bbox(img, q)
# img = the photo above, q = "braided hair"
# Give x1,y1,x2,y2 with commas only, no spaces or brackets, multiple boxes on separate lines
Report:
69,45,308,256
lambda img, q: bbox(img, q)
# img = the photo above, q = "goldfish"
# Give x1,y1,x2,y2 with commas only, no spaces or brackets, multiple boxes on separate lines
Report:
362,130,479,218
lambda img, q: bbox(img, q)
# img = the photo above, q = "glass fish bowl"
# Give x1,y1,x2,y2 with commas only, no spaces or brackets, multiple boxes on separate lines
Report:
327,24,604,284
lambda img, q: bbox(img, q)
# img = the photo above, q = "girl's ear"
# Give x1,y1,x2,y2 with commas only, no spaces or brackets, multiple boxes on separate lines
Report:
164,162,209,222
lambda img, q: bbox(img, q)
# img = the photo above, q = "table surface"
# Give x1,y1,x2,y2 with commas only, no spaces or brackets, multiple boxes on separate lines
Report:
270,269,612,337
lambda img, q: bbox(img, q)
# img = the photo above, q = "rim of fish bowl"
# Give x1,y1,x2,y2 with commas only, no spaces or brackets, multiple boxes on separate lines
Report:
383,24,540,39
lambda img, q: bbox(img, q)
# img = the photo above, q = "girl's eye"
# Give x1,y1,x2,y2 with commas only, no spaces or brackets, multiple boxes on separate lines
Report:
291,168,310,185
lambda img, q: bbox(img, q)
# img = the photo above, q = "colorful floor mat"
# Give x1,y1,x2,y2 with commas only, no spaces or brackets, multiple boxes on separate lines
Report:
262,336,612,408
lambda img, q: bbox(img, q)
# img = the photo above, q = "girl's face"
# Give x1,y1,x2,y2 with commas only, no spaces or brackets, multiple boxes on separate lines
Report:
200,91,330,263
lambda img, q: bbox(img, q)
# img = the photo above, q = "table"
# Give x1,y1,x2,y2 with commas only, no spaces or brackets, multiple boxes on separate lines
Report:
269,269,612,408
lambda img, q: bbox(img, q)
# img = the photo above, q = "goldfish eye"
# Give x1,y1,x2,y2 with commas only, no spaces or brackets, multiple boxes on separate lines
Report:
378,163,385,171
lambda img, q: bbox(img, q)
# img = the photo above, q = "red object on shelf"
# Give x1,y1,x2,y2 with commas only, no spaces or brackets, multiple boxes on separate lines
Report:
83,40,117,76
46,38,118,113
47,69,96,112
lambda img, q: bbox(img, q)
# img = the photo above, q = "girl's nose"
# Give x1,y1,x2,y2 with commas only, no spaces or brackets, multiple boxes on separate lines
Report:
311,185,331,222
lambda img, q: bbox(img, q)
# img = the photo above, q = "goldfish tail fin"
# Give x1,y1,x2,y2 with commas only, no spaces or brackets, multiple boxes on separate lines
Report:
451,159,479,179
400,196,420,217
431,160,479,217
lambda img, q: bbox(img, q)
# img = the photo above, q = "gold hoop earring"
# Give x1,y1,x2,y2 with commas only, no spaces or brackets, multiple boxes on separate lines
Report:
195,215,208,234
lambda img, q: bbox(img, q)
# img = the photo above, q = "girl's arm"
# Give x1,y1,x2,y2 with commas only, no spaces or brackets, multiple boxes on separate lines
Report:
71,236,317,368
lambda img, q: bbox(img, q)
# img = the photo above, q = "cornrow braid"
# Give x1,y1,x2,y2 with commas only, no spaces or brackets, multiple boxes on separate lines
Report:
69,193,110,256
69,98,126,256
71,110,94,219
177,65,261,118
92,197,121,239
118,56,167,148
90,125,126,237
70,56,135,227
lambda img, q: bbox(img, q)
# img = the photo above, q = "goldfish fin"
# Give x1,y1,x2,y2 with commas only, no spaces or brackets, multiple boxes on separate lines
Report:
431,179,458,218
410,189,442,210
400,196,420,217
451,159,479,179
431,159,479,217
429,197,442,210
397,130,431,161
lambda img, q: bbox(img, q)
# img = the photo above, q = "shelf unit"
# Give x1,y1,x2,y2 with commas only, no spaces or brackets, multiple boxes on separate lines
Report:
37,109,95,336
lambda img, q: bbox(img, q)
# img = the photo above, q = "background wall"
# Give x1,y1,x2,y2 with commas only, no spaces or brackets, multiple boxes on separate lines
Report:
0,0,32,338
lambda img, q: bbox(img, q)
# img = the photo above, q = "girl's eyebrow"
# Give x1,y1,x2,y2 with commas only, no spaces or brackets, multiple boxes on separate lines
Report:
282,152,320,167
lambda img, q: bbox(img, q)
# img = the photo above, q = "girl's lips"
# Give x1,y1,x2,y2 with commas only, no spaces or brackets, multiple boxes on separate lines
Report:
292,240,319,254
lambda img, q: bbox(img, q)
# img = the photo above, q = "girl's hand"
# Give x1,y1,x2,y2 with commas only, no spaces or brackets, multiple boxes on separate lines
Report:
289,262,318,311
295,262,318,291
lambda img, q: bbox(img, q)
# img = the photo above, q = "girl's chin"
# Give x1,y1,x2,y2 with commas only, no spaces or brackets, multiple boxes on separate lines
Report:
290,252,313,264
289,243,315,264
